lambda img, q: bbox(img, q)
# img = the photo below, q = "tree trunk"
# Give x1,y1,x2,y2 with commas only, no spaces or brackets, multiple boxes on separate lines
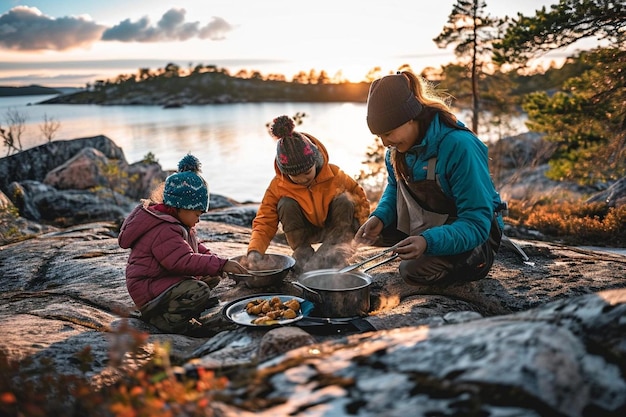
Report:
471,0,479,134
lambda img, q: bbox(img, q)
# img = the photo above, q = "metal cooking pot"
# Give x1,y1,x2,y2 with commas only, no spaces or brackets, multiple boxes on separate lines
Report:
227,254,295,288
293,269,372,318
293,248,399,318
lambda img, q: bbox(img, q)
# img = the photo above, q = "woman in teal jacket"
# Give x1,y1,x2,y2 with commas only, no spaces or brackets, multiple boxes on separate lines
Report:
355,71,505,285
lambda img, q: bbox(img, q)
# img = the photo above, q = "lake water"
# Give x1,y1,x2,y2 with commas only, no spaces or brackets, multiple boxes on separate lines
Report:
3,95,625,254
1,94,375,202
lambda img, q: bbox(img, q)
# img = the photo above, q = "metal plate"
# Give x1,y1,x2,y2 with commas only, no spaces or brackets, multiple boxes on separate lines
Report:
223,294,306,327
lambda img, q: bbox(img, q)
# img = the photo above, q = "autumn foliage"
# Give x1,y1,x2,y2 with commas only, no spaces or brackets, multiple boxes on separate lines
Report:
505,199,626,247
0,321,228,417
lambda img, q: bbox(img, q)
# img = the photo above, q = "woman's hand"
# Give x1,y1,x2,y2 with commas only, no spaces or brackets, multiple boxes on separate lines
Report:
354,216,384,246
222,260,248,275
393,235,428,260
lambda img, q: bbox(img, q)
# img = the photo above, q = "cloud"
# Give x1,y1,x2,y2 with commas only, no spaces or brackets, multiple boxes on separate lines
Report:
102,8,235,42
0,6,235,51
0,6,106,51
199,17,234,41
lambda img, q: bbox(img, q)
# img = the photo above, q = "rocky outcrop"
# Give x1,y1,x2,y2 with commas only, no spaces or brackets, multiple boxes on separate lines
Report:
43,147,122,190
497,163,600,203
1,219,625,416
223,288,626,417
1,135,626,416
493,132,626,206
0,136,166,226
0,135,126,195
587,176,626,207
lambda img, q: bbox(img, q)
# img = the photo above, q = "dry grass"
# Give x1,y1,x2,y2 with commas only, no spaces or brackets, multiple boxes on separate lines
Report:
505,199,626,247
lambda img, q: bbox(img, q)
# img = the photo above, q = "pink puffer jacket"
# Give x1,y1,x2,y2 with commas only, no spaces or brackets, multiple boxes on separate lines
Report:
118,203,227,308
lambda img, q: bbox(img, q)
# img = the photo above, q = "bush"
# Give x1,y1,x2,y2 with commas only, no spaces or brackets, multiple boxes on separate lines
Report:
0,205,27,245
0,320,228,417
505,199,626,246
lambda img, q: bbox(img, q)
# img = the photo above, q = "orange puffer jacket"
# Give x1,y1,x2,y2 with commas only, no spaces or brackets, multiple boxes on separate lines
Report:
248,133,370,254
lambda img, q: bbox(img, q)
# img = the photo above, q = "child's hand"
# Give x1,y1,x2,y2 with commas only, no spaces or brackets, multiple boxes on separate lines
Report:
223,260,248,275
354,216,383,246
247,251,263,268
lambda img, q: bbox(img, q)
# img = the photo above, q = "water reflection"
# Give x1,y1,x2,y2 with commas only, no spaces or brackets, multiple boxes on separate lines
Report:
1,97,373,202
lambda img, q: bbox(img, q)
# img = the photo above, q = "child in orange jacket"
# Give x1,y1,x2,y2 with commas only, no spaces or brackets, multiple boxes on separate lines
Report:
246,115,370,273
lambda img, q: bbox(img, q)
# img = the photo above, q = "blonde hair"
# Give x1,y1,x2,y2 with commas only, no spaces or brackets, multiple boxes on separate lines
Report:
149,182,165,204
399,71,459,127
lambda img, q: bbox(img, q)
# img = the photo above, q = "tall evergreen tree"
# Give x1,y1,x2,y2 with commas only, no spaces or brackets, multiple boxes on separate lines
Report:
494,0,625,66
494,0,626,184
434,0,499,133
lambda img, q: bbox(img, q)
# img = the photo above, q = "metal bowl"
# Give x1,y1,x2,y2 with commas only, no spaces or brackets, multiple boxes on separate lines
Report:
227,254,296,288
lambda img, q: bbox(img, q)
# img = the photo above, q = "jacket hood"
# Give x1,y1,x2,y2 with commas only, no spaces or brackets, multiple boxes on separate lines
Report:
118,203,181,249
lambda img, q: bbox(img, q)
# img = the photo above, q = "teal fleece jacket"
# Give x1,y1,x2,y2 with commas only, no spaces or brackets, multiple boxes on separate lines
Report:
372,114,504,256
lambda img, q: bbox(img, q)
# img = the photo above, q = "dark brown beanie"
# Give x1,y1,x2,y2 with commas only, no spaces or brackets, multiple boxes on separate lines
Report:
366,74,424,135
271,115,323,176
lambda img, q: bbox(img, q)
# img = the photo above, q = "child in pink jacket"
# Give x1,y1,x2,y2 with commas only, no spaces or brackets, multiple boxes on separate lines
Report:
118,154,246,337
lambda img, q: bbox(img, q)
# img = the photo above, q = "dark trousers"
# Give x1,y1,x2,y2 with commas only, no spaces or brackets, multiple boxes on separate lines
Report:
139,279,213,333
277,194,359,269
378,217,503,286
277,193,359,250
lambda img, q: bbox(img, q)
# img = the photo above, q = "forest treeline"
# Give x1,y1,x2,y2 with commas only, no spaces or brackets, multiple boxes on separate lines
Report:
40,67,372,105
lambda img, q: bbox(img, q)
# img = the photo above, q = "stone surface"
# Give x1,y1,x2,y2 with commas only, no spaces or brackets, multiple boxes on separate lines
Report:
2,135,626,416
1,218,625,416
43,147,114,190
0,136,167,226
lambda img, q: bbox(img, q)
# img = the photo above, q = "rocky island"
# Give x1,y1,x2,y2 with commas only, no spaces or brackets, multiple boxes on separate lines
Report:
38,70,371,107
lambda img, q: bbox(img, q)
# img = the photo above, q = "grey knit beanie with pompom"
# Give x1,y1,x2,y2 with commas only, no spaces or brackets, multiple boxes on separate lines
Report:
271,115,323,176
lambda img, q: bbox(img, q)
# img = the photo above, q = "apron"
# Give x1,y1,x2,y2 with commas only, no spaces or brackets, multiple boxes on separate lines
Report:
396,157,456,235
394,156,503,285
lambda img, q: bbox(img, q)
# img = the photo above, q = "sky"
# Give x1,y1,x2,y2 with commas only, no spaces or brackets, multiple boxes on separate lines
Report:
0,0,598,88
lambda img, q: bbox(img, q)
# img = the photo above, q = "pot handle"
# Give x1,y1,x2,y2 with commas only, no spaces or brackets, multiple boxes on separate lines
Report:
339,245,399,273
228,273,244,284
292,281,323,304
363,253,399,273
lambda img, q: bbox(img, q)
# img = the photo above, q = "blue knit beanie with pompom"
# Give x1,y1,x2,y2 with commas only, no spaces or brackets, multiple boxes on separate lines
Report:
163,154,209,211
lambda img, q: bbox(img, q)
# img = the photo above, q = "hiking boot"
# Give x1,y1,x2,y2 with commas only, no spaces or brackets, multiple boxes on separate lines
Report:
183,318,219,338
205,296,219,308
200,275,221,289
